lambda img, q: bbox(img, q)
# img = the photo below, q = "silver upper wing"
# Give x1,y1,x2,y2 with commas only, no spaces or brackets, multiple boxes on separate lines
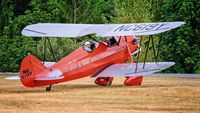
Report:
22,22,185,37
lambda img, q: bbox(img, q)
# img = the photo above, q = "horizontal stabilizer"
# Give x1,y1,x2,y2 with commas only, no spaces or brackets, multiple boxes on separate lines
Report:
4,75,64,81
4,69,63,81
35,76,64,81
34,69,63,81
22,22,185,37
92,62,175,77
43,61,56,67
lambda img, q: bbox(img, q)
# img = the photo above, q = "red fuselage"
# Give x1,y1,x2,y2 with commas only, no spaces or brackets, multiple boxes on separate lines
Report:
20,36,138,87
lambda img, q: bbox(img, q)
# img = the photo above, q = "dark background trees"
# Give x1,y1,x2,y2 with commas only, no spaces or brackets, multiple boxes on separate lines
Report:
0,0,199,73
156,0,200,73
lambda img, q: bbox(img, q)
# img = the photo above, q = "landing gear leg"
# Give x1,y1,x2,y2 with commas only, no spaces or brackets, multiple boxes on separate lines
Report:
46,85,52,91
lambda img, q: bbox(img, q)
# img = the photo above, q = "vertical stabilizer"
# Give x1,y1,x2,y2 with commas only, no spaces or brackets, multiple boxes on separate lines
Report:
20,54,45,87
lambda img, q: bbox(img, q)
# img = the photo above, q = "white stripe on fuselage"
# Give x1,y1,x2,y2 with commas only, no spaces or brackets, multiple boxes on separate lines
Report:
62,46,126,73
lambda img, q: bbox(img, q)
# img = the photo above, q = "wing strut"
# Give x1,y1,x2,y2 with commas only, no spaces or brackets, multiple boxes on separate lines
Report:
35,37,38,57
143,36,150,69
125,36,134,63
118,36,122,44
143,35,161,69
87,35,98,42
42,37,46,64
47,38,57,61
127,44,134,63
135,36,142,73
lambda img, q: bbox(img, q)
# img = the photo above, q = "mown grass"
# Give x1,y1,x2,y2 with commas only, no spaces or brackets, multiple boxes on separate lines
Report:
0,76,200,113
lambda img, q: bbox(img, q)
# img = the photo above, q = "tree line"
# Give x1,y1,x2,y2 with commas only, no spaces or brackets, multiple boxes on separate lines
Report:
0,0,199,73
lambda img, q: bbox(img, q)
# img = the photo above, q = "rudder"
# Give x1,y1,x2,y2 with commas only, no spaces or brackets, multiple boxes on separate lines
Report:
20,54,45,87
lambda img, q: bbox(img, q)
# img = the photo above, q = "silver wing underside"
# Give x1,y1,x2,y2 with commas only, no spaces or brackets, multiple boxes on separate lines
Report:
22,22,185,37
145,73,200,78
92,62,175,77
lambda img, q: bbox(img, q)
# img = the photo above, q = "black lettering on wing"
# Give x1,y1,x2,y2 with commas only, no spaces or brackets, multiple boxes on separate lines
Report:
140,24,149,30
156,23,169,30
124,25,133,31
132,25,145,31
114,25,133,32
144,24,159,30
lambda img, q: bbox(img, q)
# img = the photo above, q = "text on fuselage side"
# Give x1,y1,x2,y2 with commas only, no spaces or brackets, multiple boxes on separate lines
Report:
21,69,32,79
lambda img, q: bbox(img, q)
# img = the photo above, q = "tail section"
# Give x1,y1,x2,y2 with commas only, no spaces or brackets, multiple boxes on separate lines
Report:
20,54,45,87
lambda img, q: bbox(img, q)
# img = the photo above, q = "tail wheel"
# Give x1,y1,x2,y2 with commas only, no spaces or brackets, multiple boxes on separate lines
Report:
46,85,52,91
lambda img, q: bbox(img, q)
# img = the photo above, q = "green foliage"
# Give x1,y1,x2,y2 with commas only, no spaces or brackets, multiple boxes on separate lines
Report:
0,0,34,72
113,0,161,63
113,0,152,23
0,0,114,72
157,0,200,73
76,0,114,23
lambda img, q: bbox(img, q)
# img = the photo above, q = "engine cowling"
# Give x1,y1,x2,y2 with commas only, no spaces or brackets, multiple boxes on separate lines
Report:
124,76,143,86
95,77,114,86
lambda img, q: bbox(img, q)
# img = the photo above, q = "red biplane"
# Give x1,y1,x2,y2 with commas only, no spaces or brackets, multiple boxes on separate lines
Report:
7,22,185,91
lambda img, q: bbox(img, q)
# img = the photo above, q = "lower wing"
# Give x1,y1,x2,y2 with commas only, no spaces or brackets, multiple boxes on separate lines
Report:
5,62,200,80
92,62,174,77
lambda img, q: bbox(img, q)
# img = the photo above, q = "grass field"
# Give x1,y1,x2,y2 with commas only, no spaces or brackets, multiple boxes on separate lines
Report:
0,75,200,113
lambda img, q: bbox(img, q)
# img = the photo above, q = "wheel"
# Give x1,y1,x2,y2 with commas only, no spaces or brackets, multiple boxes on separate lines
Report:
46,85,52,91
